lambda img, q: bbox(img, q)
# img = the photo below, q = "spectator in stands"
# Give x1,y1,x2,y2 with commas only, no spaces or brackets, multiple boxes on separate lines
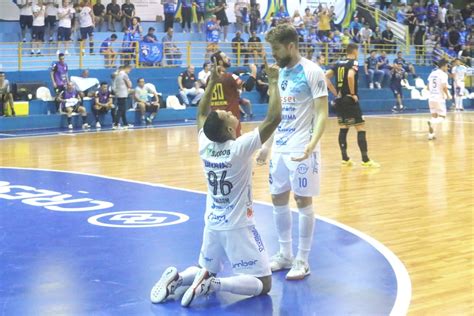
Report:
79,0,95,55
302,7,316,31
128,16,143,39
382,26,396,54
448,26,461,52
413,21,427,64
17,0,33,43
0,72,15,117
461,4,472,23
31,0,46,56
305,27,319,60
121,0,135,31
275,5,290,24
205,0,219,21
144,27,158,43
318,8,331,38
57,0,74,55
58,82,89,130
291,10,303,28
163,0,176,32
93,0,105,31
205,15,220,61
231,31,249,66
256,64,269,103
93,82,114,129
234,0,248,33
106,0,121,32
341,28,352,47
413,2,427,24
134,78,160,125
315,54,326,68
180,0,192,33
45,0,58,42
424,34,436,65
376,51,392,87
394,51,417,78
386,4,397,19
100,34,117,68
162,27,182,66
426,1,438,27
248,30,263,64
371,26,383,50
349,16,361,40
358,23,372,54
113,65,133,128
194,0,206,33
215,0,230,42
197,61,211,89
396,4,407,24
250,3,263,33
177,65,204,107
438,3,447,28
51,53,69,111
241,5,251,35
365,50,384,89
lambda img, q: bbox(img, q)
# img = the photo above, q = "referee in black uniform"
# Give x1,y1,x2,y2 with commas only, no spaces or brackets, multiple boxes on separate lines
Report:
325,43,380,168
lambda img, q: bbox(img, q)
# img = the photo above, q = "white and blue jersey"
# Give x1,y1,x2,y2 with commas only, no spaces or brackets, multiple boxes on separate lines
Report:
272,57,328,154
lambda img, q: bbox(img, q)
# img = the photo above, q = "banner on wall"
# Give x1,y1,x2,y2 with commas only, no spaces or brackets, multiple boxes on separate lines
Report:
139,41,163,63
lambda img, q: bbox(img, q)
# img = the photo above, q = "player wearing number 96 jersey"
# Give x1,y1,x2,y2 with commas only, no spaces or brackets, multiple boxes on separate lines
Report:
150,59,282,308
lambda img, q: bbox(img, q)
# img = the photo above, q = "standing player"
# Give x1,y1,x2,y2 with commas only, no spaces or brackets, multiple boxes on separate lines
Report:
451,58,468,111
210,50,257,136
427,59,450,140
150,59,281,307
325,43,380,167
256,23,328,280
390,63,405,113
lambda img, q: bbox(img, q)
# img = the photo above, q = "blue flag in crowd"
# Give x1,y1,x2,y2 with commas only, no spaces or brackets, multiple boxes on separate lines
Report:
139,42,163,64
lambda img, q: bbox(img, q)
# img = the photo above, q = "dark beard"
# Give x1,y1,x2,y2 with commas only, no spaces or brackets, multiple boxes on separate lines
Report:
277,56,291,68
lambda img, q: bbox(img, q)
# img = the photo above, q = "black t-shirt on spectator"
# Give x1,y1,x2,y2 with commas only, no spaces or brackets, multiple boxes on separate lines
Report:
122,3,135,17
180,71,196,89
461,7,472,21
248,36,262,51
382,30,394,42
231,37,246,53
413,25,426,45
93,4,105,16
256,70,268,86
106,3,120,15
448,30,460,46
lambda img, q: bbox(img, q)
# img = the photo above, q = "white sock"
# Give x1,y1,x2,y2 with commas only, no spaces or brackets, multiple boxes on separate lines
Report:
273,204,292,258
297,205,315,263
212,275,263,296
179,266,200,286
456,97,463,109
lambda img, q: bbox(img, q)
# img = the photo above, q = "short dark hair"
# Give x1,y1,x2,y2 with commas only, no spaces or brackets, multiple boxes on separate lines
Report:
438,59,449,68
370,50,376,54
203,61,211,68
58,53,65,58
346,43,358,54
211,51,224,64
397,51,402,54
203,111,229,143
148,27,155,32
137,77,145,83
100,81,108,86
265,23,299,48
111,34,118,39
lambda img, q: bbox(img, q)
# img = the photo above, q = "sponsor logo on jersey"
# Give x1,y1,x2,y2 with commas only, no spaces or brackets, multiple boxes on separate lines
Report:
281,114,296,121
246,207,253,218
232,259,258,269
212,197,230,204
281,96,296,103
277,126,296,133
207,212,228,224
281,80,288,91
206,148,231,158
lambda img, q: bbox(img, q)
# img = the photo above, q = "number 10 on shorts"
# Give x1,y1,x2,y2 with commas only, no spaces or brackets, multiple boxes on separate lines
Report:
298,177,308,188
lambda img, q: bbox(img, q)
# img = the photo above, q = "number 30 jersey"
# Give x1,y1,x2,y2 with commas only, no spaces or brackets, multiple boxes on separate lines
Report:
199,128,262,230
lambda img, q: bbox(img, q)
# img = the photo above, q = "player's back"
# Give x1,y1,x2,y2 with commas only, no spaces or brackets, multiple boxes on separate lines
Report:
210,73,241,117
428,69,448,101
198,128,261,230
334,58,359,96
452,65,467,82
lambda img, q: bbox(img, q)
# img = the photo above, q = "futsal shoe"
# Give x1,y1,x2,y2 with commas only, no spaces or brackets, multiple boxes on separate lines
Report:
428,133,436,140
269,252,293,272
95,122,101,129
286,259,311,280
150,266,180,304
361,160,381,168
68,124,73,129
341,159,354,166
181,269,214,307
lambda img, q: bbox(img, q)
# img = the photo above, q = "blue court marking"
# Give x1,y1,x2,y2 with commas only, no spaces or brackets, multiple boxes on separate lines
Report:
0,168,411,315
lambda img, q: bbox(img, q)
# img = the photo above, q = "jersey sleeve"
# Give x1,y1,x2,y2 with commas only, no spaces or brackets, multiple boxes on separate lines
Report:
50,62,57,72
233,128,262,158
198,128,212,153
305,63,328,99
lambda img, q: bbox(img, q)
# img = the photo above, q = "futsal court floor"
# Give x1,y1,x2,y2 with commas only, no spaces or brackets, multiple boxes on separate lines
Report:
0,112,472,315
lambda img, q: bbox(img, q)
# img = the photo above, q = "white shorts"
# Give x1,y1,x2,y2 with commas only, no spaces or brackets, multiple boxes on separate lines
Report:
269,151,320,197
455,82,465,96
429,100,446,117
199,225,271,277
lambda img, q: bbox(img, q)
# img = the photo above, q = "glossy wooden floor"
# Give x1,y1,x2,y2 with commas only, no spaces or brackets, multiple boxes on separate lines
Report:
0,113,472,315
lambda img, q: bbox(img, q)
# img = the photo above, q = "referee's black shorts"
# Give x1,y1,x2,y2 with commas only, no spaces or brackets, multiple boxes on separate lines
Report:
334,95,365,126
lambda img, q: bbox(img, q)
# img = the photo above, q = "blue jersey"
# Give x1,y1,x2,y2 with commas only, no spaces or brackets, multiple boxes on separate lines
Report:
194,0,205,12
100,37,113,53
164,3,175,14
206,21,219,42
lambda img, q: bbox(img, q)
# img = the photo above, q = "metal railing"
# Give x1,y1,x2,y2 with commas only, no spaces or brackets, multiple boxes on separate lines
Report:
0,40,470,72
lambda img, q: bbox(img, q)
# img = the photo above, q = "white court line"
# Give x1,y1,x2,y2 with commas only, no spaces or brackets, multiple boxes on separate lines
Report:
0,166,412,316
371,112,474,124
0,134,16,137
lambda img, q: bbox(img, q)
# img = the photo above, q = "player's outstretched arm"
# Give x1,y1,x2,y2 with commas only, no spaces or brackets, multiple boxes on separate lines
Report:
258,62,281,144
196,60,220,130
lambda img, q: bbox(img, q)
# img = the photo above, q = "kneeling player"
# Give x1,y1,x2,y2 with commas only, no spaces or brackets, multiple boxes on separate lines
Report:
93,82,115,129
59,82,89,130
150,60,281,307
